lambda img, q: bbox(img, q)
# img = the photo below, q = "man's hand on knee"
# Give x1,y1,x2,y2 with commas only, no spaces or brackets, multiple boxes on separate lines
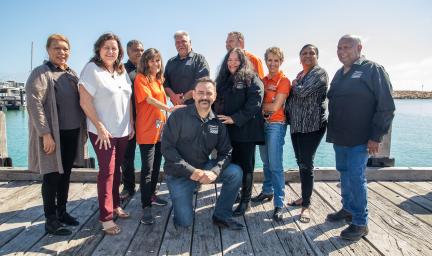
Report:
190,169,205,181
199,171,217,184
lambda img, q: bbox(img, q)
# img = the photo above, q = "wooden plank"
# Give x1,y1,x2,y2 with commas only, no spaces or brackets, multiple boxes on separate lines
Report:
191,184,222,256
0,183,88,255
158,183,196,256
2,167,432,182
0,181,33,205
290,183,380,255
396,181,432,202
66,187,133,256
0,182,85,249
216,184,253,255
24,183,98,255
256,184,315,256
368,182,432,226
92,188,143,256
0,111,7,159
379,182,432,212
284,183,342,256
243,185,288,255
0,182,46,225
325,182,432,256
126,183,172,255
415,181,432,192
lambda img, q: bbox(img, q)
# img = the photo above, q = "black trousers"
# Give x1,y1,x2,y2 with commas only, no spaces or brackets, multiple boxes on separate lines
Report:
42,128,79,218
231,141,256,174
121,135,136,193
139,142,162,208
290,126,326,207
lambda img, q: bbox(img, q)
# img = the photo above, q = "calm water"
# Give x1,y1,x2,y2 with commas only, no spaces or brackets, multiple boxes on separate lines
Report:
4,99,432,168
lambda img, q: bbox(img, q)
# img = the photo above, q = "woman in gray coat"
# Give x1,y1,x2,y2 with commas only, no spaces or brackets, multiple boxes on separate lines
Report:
26,34,87,236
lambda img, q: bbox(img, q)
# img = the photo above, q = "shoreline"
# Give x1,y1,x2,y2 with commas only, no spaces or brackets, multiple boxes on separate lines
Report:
393,90,432,99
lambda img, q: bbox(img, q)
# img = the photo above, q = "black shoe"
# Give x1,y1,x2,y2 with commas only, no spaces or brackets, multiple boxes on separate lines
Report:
326,209,352,222
233,200,250,217
273,207,283,222
120,189,134,200
140,206,154,225
45,218,72,236
57,212,79,226
212,215,244,230
251,192,274,203
151,195,168,206
340,224,369,241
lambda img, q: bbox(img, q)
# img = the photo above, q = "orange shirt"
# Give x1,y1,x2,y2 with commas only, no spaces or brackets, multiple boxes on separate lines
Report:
245,51,264,79
262,71,291,122
134,73,167,144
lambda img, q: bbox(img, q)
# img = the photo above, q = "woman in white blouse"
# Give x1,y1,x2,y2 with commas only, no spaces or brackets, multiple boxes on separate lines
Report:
79,33,134,235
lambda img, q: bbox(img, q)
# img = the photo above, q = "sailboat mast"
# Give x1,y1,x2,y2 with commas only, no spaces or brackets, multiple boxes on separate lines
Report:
30,41,33,72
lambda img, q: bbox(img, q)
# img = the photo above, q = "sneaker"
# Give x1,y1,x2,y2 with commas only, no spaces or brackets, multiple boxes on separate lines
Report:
140,207,154,225
212,215,244,230
45,217,72,236
326,208,352,222
272,207,283,222
251,192,274,203
340,224,369,241
58,212,80,226
151,195,168,206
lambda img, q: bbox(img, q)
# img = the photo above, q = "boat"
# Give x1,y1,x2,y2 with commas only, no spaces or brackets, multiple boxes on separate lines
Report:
0,86,26,111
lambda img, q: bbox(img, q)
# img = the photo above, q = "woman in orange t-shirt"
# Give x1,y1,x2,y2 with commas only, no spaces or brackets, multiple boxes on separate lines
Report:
252,47,290,222
134,48,185,225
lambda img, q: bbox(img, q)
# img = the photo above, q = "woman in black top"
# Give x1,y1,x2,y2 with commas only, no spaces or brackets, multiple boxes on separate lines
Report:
286,44,328,223
214,48,264,216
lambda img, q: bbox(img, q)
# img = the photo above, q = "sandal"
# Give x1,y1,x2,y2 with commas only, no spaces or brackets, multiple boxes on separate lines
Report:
114,207,130,219
299,208,311,223
101,221,121,235
288,198,303,207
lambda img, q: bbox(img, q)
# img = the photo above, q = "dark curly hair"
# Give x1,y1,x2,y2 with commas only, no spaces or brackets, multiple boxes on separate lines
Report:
216,48,255,87
90,33,125,74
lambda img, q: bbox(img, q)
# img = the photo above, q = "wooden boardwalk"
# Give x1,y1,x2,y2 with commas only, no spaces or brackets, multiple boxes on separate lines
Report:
0,181,431,255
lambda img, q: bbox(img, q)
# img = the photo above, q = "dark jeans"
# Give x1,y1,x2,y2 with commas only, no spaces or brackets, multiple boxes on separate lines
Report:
166,161,242,227
42,128,80,218
290,126,326,207
231,141,256,174
121,135,136,194
139,142,162,208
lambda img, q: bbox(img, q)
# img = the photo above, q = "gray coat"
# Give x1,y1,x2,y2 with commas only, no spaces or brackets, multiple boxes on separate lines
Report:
26,64,87,175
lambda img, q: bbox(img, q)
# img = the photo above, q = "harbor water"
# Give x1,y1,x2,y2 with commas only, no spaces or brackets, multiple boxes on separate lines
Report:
4,99,432,168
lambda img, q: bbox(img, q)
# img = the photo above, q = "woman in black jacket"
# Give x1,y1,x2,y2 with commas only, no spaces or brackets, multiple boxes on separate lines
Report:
214,48,264,216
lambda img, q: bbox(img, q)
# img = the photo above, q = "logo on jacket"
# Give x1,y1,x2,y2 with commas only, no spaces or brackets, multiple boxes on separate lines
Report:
351,71,363,79
208,125,219,134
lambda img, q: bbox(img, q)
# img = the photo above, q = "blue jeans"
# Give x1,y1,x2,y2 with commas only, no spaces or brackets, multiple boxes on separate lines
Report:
259,122,287,208
166,162,242,227
333,144,369,226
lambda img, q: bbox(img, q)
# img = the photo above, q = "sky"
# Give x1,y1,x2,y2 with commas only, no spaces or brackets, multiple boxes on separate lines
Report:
1,0,431,91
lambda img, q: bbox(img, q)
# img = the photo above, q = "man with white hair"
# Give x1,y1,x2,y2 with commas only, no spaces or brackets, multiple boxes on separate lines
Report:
164,31,210,105
326,35,395,241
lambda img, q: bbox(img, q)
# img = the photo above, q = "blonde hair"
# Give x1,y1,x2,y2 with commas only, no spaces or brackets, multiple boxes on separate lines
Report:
264,47,284,63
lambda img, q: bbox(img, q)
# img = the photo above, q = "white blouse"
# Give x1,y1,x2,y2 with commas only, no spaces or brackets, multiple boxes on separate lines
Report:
79,62,132,137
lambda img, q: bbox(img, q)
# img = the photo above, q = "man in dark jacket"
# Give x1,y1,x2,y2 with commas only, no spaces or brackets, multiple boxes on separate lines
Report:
164,31,210,105
326,35,395,241
161,77,243,230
